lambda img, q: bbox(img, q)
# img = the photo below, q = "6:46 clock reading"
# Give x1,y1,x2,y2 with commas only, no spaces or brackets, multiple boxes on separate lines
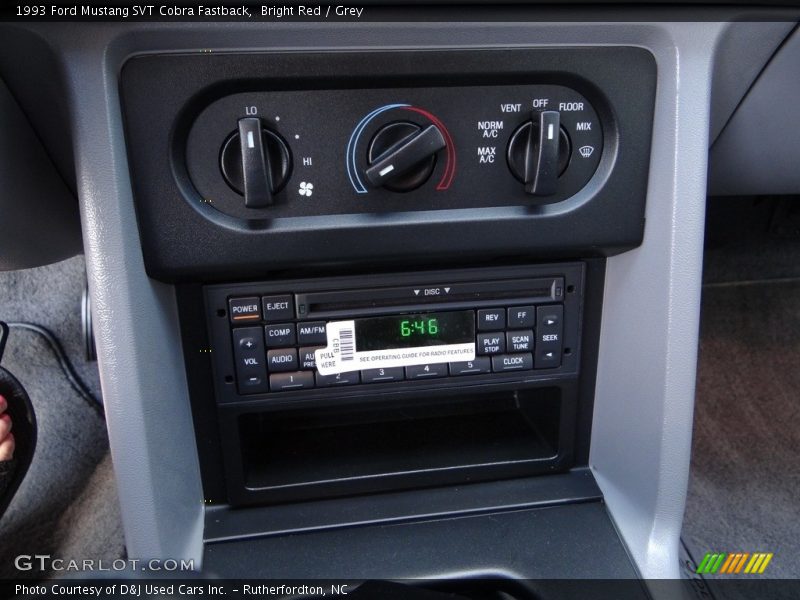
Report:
400,318,439,337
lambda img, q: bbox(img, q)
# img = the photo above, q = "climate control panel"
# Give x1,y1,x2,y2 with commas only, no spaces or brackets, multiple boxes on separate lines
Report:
186,85,604,220
122,48,655,279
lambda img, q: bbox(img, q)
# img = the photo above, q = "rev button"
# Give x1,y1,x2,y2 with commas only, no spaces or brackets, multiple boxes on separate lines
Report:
477,308,505,331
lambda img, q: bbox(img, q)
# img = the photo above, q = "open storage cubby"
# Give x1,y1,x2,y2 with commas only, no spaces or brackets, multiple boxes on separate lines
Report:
221,384,576,506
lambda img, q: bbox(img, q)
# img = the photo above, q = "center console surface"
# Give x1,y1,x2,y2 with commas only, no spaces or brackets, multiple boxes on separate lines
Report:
117,38,659,582
204,501,645,587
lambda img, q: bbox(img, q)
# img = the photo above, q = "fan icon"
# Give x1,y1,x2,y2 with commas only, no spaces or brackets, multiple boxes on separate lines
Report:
298,181,314,197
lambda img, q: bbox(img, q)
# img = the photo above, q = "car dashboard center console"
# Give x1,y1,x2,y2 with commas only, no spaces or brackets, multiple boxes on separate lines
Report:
121,46,654,513
112,39,664,584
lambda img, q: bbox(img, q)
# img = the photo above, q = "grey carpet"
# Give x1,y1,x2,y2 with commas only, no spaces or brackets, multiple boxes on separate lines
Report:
0,256,101,400
683,279,800,580
0,256,124,578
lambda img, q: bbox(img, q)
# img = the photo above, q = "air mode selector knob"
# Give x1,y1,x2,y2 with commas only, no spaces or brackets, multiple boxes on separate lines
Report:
366,121,446,193
507,111,571,197
220,117,292,208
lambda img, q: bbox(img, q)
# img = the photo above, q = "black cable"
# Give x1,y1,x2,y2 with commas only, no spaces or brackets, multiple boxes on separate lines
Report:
5,322,104,417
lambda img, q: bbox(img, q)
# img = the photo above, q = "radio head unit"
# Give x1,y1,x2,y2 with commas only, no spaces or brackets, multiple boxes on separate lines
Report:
205,263,583,407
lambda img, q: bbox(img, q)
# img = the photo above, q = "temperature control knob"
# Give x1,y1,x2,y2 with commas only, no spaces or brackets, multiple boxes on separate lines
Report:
507,111,571,196
220,117,292,208
365,121,446,193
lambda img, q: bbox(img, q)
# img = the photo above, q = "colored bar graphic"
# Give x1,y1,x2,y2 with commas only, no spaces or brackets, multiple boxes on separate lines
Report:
698,552,774,575
734,553,750,573
758,553,774,573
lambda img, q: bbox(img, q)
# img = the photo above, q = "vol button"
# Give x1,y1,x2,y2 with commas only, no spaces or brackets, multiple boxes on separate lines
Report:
232,327,269,394
239,336,259,350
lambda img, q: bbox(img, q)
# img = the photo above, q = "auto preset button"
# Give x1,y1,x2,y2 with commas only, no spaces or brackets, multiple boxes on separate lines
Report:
298,346,322,369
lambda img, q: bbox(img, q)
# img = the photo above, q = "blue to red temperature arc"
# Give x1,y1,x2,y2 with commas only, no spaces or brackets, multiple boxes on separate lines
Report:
346,104,456,194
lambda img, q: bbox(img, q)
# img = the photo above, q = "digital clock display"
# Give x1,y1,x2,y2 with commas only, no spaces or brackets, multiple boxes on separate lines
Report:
354,310,475,351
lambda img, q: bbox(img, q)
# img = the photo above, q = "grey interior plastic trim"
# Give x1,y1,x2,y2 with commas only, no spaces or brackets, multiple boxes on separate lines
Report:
591,22,724,582
3,17,774,580
709,24,800,196
0,76,81,270
25,24,207,566
0,26,78,194
708,21,795,145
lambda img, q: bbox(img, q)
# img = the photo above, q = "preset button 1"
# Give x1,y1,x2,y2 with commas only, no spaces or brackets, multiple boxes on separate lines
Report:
270,371,314,391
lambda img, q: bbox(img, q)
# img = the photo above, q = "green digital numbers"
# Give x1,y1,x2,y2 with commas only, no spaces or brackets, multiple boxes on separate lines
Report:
400,318,439,337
